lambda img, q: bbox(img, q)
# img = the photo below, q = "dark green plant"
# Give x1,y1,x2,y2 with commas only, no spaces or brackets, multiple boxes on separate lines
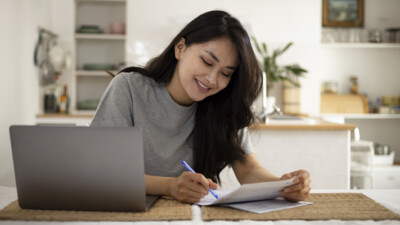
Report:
252,37,308,95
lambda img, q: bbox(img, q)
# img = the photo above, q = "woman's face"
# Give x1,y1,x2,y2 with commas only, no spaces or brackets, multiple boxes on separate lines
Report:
168,37,238,106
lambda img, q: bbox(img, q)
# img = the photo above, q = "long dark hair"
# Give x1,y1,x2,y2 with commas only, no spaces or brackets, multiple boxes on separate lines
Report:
120,10,262,183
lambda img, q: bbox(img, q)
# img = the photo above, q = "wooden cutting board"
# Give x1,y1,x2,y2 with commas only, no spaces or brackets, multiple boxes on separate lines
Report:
320,94,368,114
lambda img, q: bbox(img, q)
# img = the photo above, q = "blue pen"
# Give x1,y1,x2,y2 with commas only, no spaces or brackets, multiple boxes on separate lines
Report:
181,160,219,199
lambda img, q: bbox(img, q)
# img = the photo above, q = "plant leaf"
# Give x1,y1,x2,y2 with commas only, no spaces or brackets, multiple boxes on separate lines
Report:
251,37,262,55
280,42,293,55
262,42,268,55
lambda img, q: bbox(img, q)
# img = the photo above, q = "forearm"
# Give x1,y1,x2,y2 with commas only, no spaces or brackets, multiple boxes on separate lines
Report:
237,166,280,184
145,174,175,196
232,153,280,184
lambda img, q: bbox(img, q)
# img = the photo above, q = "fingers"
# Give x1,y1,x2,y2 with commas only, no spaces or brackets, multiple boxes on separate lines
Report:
207,178,218,190
182,172,209,194
176,184,206,202
280,173,293,180
284,178,311,193
184,172,211,193
281,170,311,202
172,172,217,203
284,186,311,202
290,170,310,180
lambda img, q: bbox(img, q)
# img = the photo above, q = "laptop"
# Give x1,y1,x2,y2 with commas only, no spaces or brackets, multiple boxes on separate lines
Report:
9,125,159,212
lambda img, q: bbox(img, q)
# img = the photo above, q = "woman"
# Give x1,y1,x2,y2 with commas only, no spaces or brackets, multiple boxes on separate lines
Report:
91,10,311,203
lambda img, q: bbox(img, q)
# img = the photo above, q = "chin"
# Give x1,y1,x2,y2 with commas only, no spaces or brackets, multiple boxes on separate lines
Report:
190,96,205,102
188,92,208,102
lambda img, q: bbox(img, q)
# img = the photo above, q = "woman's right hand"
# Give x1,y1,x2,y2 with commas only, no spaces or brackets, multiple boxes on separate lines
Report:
168,171,218,203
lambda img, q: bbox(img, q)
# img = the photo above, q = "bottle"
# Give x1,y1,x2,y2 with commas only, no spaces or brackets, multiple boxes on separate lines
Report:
59,85,69,114
349,76,358,94
44,84,56,113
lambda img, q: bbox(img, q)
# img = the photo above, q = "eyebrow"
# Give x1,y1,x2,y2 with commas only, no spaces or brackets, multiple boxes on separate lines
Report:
205,50,236,71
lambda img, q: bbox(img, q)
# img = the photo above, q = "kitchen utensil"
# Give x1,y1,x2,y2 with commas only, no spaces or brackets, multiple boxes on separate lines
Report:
77,99,100,110
369,30,382,43
77,25,103,34
321,81,338,94
33,29,43,66
110,22,125,34
386,28,400,43
374,143,391,155
39,59,55,86
49,45,65,73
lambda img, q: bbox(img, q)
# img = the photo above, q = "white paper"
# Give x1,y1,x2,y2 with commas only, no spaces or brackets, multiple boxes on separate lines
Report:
224,198,312,214
196,178,296,206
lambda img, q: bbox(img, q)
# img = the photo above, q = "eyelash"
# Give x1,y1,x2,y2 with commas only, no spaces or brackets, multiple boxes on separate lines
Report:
201,57,212,66
201,57,231,78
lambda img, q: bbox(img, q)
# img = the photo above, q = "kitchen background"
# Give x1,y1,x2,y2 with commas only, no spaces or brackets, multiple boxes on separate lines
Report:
0,0,399,187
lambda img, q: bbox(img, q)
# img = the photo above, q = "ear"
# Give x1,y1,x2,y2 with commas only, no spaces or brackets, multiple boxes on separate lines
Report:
174,38,186,60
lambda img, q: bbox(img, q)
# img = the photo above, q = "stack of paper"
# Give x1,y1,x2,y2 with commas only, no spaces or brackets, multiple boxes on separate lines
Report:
196,178,312,214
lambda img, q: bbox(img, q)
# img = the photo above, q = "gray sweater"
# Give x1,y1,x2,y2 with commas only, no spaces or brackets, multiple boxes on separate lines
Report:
91,72,254,177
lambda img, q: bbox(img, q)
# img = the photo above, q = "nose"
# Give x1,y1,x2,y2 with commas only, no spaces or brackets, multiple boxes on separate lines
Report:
205,70,218,88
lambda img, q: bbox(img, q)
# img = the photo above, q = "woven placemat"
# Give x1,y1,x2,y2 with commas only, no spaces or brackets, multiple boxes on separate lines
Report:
0,197,191,221
202,193,400,221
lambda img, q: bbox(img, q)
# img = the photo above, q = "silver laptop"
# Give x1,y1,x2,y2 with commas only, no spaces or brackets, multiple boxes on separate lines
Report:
9,125,159,212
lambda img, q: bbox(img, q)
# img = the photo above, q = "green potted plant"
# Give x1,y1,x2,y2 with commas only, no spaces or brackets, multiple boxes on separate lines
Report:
252,37,308,114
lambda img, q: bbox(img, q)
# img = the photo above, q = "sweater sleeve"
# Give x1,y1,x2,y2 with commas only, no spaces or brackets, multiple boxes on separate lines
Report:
91,73,134,127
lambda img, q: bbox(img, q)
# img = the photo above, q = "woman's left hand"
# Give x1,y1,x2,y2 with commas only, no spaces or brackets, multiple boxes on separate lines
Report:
279,170,311,202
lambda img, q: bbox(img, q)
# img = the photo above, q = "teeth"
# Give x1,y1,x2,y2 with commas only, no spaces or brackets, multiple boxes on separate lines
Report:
197,80,209,89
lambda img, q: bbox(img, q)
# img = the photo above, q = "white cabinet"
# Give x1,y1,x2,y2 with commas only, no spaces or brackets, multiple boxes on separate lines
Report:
373,165,400,189
72,0,126,113
219,126,352,189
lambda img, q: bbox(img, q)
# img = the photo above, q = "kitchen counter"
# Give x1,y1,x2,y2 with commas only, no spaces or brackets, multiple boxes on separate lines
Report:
36,113,94,125
252,119,355,130
36,114,355,131
221,119,354,189
35,114,353,189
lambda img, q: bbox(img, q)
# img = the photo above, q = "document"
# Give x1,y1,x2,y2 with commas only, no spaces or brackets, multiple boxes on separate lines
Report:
224,198,312,214
197,178,296,205
196,178,312,213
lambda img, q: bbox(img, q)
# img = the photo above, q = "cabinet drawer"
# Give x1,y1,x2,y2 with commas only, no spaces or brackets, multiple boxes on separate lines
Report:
373,166,400,189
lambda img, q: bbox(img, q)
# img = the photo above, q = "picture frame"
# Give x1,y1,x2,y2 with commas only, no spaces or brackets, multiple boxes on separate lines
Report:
322,0,364,27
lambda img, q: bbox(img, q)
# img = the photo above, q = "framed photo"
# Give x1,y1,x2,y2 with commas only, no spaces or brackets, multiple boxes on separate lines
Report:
322,0,364,27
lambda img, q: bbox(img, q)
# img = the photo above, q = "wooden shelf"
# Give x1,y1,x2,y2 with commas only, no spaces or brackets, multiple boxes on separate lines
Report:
321,114,400,119
36,113,94,119
76,70,116,77
250,120,356,130
320,43,400,49
77,0,126,3
75,33,125,40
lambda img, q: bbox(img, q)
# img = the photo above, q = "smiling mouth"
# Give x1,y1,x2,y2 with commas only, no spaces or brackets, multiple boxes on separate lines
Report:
196,79,210,90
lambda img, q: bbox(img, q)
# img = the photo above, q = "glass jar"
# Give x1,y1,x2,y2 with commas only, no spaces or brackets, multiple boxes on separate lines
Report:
322,81,338,94
369,30,382,43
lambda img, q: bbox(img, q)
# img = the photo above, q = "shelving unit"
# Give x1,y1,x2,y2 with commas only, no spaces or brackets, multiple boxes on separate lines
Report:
320,1,400,188
72,0,126,113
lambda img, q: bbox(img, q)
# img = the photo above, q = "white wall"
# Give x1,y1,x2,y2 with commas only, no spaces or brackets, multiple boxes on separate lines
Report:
0,0,53,187
126,0,322,115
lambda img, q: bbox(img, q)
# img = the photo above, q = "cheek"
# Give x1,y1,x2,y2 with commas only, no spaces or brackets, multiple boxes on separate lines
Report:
178,58,201,80
219,78,231,90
